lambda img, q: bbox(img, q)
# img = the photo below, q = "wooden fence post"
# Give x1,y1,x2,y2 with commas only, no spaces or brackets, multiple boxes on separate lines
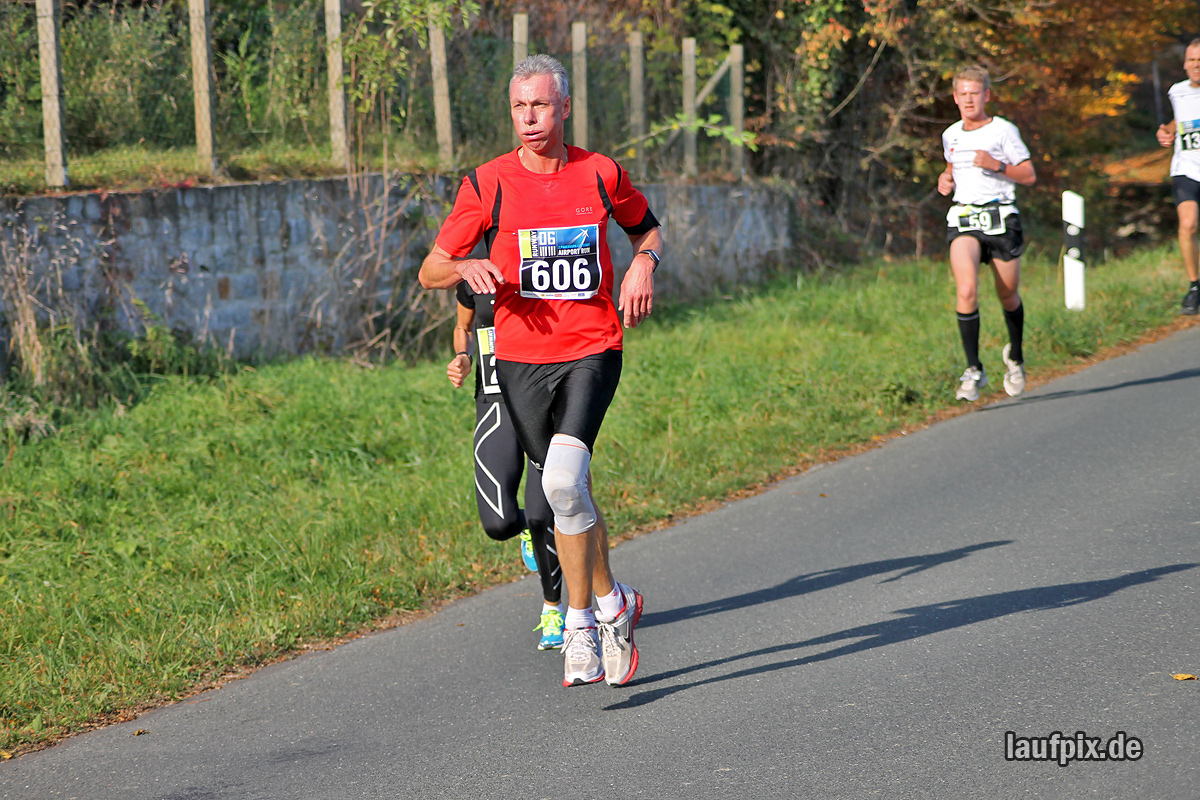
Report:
187,0,217,177
572,22,588,150
429,23,454,172
512,13,528,148
731,43,744,180
629,31,645,180
35,0,67,188
324,0,348,169
682,37,696,178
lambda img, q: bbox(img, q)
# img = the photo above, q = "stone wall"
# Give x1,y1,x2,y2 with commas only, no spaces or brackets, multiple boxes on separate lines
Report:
0,175,797,360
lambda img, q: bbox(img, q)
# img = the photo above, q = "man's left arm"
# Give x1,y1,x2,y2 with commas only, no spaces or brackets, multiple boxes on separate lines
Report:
618,227,663,329
972,151,1036,186
1002,159,1036,186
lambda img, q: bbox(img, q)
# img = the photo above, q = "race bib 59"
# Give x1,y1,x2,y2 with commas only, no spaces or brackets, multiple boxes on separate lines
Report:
952,205,1006,235
518,225,601,300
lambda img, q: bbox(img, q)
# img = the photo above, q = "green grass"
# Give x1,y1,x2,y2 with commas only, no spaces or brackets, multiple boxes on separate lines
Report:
0,244,1185,752
0,138,447,196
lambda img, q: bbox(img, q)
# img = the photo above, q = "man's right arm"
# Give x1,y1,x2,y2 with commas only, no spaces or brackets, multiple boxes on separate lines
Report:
1158,120,1176,148
937,164,955,197
419,244,505,294
420,173,505,293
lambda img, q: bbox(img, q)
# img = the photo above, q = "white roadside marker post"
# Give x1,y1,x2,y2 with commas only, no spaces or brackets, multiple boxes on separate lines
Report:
1063,190,1086,310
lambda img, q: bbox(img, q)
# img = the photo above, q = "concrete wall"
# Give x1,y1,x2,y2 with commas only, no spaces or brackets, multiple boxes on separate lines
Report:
0,175,796,360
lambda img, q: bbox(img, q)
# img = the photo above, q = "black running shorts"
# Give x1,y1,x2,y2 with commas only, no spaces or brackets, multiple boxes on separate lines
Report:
495,350,622,469
1172,175,1200,207
946,214,1025,263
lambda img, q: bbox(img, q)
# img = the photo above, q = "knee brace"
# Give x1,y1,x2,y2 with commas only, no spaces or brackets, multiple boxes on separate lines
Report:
540,434,596,535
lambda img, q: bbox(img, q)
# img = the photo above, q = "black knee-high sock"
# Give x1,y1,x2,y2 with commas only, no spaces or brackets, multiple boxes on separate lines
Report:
1003,302,1024,364
957,310,981,369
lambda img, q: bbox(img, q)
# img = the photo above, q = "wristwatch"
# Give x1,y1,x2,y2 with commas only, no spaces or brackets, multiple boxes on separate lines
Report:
637,249,660,270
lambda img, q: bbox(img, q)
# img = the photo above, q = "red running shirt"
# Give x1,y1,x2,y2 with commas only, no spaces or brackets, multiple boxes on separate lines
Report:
435,147,658,364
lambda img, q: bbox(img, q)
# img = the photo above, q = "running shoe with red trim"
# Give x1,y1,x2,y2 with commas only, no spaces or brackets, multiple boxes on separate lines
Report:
597,583,642,686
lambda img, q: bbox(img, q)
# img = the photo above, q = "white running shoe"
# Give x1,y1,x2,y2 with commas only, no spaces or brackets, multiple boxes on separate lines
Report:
1001,344,1025,397
597,584,643,686
955,366,987,401
561,627,604,687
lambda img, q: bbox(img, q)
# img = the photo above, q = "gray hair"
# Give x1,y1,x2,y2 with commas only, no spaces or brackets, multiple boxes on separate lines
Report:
511,54,569,101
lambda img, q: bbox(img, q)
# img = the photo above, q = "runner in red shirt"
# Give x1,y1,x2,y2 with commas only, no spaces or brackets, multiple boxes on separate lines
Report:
420,54,663,689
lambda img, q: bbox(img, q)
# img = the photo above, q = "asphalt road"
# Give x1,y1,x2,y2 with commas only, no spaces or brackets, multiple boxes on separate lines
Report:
4,327,1199,800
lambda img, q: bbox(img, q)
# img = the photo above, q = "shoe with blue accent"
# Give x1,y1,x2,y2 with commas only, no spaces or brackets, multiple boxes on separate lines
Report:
534,607,565,650
519,529,538,572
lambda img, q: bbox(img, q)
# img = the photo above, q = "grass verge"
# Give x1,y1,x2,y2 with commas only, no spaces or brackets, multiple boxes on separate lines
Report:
0,140,444,196
0,243,1187,753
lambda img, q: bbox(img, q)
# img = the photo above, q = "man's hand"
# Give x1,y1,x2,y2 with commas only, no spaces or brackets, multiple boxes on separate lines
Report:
937,167,955,197
972,150,1002,172
446,353,470,388
419,244,506,291
618,257,655,329
1158,122,1176,148
454,258,505,295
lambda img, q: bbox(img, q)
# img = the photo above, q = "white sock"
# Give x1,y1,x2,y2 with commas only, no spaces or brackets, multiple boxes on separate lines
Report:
595,584,623,621
565,605,595,630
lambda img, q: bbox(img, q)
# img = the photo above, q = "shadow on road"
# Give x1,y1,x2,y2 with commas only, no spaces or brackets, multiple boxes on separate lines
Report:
980,367,1200,413
606,563,1197,711
638,540,1012,630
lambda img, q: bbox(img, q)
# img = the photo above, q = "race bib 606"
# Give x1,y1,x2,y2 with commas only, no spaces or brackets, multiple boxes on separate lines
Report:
518,225,601,300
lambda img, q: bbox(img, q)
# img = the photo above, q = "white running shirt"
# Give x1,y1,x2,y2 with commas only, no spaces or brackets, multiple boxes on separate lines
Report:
942,116,1031,206
1168,80,1200,181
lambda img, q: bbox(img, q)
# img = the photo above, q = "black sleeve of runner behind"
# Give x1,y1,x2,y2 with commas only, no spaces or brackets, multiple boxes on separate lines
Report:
456,281,476,309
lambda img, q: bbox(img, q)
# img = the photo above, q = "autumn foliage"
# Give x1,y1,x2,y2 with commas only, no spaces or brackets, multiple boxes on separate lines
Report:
495,0,1194,242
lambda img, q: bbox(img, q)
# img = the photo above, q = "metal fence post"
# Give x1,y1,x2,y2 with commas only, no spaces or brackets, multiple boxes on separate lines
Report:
36,0,67,188
188,0,217,177
629,31,645,180
572,22,588,150
430,23,454,172
324,0,348,169
682,37,696,178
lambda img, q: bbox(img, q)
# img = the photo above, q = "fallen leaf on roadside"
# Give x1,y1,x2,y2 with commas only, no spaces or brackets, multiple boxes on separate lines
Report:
0,751,11,760
133,729,150,736
1171,673,1196,681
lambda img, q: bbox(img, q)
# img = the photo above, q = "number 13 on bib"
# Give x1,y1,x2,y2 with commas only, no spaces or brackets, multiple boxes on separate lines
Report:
519,225,602,300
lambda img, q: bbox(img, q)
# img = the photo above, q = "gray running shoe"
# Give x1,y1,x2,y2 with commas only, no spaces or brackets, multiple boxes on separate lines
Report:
1001,344,1025,397
561,627,604,687
955,366,987,401
597,583,643,686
